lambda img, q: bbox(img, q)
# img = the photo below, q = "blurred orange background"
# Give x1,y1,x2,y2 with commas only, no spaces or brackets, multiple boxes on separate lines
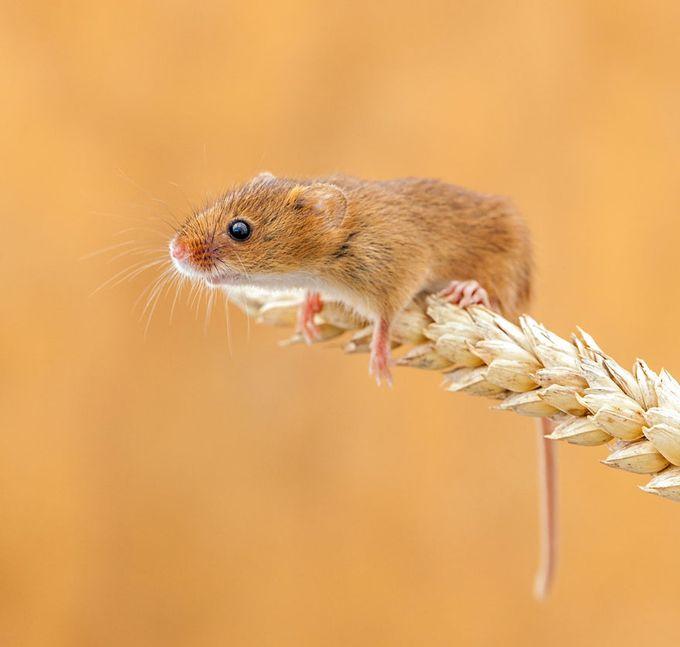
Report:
3,1,680,645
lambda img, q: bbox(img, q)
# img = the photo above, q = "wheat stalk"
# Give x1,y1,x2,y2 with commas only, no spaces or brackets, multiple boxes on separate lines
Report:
232,288,680,503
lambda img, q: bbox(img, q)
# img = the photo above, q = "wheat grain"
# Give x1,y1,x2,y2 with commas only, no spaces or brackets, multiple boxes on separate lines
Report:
231,289,680,503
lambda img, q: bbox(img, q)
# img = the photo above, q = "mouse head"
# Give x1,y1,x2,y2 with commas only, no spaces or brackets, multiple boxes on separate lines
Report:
169,173,347,288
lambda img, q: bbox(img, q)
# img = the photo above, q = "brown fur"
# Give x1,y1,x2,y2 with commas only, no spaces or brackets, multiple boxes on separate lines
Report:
173,173,533,322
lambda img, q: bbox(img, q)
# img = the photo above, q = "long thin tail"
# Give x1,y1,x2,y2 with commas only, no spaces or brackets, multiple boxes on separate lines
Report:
534,418,558,600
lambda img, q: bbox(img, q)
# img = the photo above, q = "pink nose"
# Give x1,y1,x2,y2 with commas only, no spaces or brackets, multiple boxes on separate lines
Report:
171,240,189,261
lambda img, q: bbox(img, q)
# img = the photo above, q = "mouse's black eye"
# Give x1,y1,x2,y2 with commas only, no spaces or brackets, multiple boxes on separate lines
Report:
227,219,251,241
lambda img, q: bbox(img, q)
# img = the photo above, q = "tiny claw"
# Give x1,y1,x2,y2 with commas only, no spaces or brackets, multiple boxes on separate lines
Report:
368,355,393,388
369,357,392,387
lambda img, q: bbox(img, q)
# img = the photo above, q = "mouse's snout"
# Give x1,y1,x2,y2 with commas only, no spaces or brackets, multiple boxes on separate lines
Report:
170,239,189,261
169,233,229,280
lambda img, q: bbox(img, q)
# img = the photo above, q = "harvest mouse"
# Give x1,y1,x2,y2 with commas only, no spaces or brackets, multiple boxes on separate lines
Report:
169,172,531,383
169,172,557,597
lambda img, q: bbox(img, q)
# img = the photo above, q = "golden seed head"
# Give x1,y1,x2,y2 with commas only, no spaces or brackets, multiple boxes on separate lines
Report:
234,287,680,504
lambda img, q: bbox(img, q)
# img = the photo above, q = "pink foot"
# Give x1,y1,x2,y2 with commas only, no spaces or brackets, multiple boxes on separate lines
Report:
438,280,491,309
297,291,323,344
369,318,393,387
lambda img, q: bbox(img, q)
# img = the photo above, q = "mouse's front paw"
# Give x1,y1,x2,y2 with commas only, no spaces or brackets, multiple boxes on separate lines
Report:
297,291,323,344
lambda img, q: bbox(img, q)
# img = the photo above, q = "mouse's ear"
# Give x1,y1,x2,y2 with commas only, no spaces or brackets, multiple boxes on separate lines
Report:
251,171,276,185
288,183,347,227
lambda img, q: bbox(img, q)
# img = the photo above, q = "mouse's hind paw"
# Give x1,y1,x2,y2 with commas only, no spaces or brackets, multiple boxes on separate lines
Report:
437,280,491,309
368,317,394,387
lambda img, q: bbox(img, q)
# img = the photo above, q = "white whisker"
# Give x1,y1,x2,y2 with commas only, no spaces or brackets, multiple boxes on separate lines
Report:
168,273,186,323
194,284,208,320
135,264,173,313
91,219,170,239
223,290,233,356
91,258,167,296
108,247,163,263
80,239,136,260
204,288,216,334
188,281,203,311
140,267,176,337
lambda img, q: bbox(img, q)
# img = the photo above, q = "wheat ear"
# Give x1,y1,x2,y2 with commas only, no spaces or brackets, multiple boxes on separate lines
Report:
233,289,680,503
